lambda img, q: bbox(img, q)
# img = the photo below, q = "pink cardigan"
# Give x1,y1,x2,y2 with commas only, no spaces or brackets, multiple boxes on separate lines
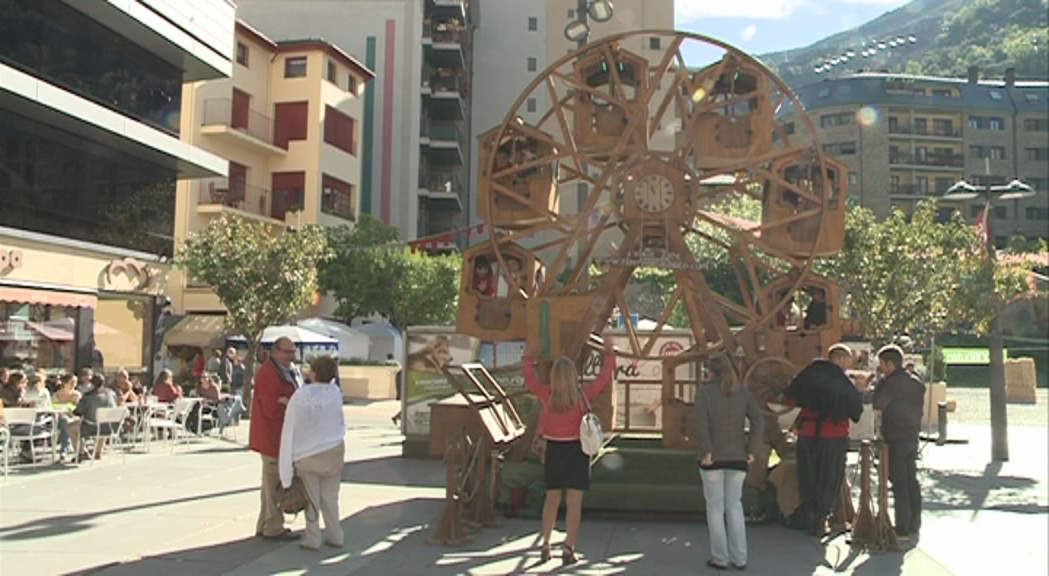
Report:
523,353,615,439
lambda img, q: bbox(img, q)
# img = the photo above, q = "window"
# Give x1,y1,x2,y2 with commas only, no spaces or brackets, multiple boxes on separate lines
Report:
526,98,537,113
988,117,1004,130
989,90,1003,100
888,117,899,132
992,206,1007,220
527,57,537,72
1025,177,1049,192
822,141,857,155
970,145,1006,159
284,56,307,78
968,116,981,130
327,61,337,83
916,176,929,193
932,88,953,97
321,174,355,220
1025,93,1040,103
817,87,831,98
323,106,357,155
848,172,858,186
932,119,953,136
347,74,358,95
1026,148,1049,161
1026,207,1049,220
271,172,305,220
649,37,661,50
236,42,249,66
528,16,537,31
1025,118,1049,132
935,177,953,194
819,112,853,128
273,101,308,148
890,175,900,193
913,118,927,134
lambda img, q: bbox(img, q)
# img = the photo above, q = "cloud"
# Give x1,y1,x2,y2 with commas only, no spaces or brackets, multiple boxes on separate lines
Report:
741,25,758,42
676,0,817,22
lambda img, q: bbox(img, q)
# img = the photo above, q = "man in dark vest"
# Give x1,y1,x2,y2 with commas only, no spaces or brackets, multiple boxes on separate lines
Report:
786,343,864,537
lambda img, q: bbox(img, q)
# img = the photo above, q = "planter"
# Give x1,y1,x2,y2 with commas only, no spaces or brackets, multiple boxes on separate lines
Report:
339,365,400,401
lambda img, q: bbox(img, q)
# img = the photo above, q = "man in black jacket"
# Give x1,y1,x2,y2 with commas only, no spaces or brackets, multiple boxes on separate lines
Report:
873,344,926,542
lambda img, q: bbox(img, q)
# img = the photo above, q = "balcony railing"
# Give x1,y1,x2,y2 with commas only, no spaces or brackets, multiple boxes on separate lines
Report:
201,99,276,147
197,178,271,217
891,183,929,195
430,123,465,143
889,153,964,168
889,125,962,138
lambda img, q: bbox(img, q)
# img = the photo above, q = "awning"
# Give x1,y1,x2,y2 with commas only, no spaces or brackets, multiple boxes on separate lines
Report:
25,321,74,342
163,314,226,348
0,285,97,308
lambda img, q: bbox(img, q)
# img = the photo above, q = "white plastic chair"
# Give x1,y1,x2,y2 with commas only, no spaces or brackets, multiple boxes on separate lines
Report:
83,406,130,465
149,398,196,452
5,408,54,466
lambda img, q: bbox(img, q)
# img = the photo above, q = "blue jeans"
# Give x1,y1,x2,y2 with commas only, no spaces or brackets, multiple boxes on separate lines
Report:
700,468,747,567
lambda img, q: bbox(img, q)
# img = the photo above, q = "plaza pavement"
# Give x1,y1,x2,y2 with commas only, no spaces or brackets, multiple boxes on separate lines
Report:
0,396,1046,576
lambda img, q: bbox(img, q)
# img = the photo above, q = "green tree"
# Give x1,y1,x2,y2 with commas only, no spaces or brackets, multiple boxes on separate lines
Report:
817,200,1033,347
319,215,461,330
176,214,331,408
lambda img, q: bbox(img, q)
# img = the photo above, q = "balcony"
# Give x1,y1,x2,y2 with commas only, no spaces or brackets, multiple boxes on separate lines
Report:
424,20,467,69
425,123,466,166
200,99,286,156
889,124,962,139
195,178,281,224
430,0,468,18
890,183,930,196
889,153,964,169
419,171,465,210
424,70,467,120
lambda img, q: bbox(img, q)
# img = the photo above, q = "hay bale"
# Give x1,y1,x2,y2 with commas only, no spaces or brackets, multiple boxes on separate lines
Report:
1005,358,1037,404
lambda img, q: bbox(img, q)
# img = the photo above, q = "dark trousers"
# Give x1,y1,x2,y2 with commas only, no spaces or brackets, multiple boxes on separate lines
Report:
888,439,922,535
797,436,848,523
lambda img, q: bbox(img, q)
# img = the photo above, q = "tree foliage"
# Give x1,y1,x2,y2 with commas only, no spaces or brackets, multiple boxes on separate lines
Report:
319,215,461,330
816,200,1034,347
175,214,331,405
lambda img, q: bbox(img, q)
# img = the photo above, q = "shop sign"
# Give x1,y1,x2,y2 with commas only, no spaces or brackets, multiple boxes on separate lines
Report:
0,249,24,270
102,257,156,291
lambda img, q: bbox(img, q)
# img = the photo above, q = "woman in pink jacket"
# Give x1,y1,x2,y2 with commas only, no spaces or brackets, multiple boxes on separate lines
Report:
523,337,616,566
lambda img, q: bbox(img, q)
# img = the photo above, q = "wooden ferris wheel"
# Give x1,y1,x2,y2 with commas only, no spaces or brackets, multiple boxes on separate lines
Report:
457,31,850,444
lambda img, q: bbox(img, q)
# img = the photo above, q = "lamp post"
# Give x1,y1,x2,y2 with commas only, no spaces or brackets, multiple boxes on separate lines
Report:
942,178,1036,462
564,0,615,48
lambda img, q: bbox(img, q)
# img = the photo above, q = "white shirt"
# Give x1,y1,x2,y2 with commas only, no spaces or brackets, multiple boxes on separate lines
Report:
278,381,345,488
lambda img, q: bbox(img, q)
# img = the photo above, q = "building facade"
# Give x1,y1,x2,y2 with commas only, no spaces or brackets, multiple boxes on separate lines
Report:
0,0,233,378
783,70,1049,244
237,0,472,246
171,21,374,315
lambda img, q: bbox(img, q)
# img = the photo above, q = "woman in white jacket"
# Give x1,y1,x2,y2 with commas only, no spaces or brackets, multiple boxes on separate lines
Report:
279,355,346,550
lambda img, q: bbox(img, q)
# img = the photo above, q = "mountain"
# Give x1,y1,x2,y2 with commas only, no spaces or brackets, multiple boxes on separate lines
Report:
760,0,1049,89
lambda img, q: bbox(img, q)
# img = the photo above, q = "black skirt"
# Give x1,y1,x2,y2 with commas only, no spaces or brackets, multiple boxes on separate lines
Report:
544,439,590,490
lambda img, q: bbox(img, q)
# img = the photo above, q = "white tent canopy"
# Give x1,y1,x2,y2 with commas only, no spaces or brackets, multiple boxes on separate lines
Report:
297,318,369,360
227,325,339,362
353,322,403,363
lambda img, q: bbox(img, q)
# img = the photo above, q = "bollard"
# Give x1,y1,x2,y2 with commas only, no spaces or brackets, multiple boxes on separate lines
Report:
937,401,948,445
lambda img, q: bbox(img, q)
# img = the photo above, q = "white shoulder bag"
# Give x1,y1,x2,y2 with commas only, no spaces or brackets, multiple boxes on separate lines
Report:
577,382,603,456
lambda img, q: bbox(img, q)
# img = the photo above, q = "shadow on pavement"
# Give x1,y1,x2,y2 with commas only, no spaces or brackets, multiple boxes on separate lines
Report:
0,487,258,542
341,454,444,488
922,462,1047,515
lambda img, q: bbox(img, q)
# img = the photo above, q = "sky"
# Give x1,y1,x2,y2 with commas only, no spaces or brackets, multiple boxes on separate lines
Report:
673,0,912,63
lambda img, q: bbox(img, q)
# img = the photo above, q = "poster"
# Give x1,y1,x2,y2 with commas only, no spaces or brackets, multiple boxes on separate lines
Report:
402,328,480,436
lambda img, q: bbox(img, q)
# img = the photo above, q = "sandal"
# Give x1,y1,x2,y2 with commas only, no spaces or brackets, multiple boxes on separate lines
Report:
562,545,578,566
539,544,551,563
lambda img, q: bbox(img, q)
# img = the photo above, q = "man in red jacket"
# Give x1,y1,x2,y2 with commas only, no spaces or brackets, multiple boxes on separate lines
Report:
249,337,302,540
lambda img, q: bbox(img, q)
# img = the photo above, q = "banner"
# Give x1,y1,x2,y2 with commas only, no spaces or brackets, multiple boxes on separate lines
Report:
941,347,1009,365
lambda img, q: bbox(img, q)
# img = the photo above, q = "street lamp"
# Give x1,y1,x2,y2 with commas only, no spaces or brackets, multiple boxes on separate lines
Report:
564,0,614,46
942,178,1036,462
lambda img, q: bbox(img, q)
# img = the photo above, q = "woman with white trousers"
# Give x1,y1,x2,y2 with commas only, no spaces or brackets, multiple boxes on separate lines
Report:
279,355,346,550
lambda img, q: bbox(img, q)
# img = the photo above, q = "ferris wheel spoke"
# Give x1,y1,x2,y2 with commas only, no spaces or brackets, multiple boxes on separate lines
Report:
549,70,632,110
543,77,585,176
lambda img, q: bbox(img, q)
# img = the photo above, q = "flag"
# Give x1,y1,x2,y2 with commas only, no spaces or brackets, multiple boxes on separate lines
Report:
974,206,988,244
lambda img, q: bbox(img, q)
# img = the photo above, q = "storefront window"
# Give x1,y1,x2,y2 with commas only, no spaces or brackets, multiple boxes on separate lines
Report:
0,302,77,375
94,296,152,378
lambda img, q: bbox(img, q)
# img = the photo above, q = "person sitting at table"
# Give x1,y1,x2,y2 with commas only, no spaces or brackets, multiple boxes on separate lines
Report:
152,369,183,403
73,376,118,461
24,373,52,408
192,373,244,432
112,370,139,406
53,374,82,461
1,372,37,463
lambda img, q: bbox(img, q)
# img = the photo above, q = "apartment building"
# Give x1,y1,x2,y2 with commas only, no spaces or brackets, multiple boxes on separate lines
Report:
782,70,1049,244
170,20,374,315
0,0,232,378
237,0,472,246
469,0,675,226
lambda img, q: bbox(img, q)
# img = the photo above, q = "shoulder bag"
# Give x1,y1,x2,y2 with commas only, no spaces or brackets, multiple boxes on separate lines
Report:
577,382,603,456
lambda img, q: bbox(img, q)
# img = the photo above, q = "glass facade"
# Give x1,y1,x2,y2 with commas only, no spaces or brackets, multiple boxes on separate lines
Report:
0,0,183,135
0,109,176,255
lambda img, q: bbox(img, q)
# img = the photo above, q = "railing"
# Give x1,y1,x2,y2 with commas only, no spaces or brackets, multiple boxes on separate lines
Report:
197,178,270,217
889,153,964,168
201,99,275,146
430,75,462,94
891,183,929,196
430,123,465,143
430,21,467,44
889,125,962,138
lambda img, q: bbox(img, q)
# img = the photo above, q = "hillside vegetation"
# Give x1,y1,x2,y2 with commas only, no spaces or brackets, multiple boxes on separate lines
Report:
761,0,1048,88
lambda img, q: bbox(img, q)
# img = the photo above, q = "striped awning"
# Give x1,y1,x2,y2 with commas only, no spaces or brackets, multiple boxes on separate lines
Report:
0,285,97,308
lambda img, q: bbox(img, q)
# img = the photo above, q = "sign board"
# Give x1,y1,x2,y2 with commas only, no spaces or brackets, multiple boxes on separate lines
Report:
940,347,1009,365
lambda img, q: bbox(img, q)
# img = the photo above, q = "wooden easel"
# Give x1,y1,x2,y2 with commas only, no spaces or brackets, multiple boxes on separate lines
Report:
849,440,900,551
